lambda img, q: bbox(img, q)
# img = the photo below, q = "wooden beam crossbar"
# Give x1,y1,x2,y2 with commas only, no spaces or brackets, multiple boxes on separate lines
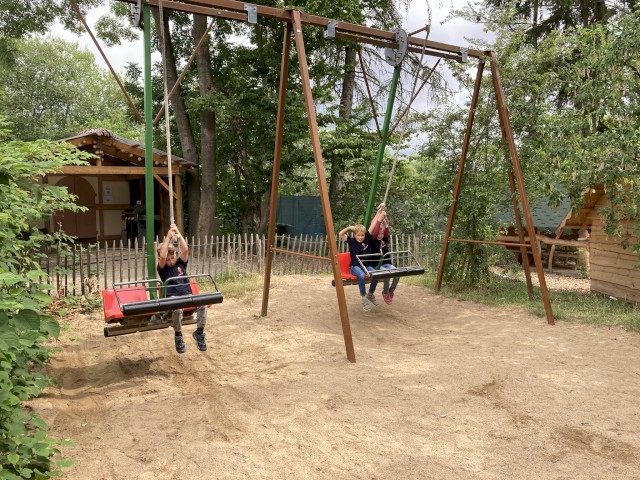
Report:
270,248,331,262
118,0,482,62
60,166,169,175
447,238,531,248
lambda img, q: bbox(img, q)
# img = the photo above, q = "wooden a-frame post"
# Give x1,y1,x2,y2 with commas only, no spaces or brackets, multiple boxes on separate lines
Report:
434,55,554,325
261,11,356,362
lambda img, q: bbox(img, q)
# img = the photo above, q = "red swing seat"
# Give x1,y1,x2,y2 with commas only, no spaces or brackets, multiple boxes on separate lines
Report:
101,281,217,337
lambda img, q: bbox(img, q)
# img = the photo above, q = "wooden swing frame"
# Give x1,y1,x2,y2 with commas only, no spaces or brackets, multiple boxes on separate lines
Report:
105,0,554,363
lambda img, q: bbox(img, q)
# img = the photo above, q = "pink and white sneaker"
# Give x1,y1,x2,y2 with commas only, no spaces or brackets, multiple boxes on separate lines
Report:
382,292,392,304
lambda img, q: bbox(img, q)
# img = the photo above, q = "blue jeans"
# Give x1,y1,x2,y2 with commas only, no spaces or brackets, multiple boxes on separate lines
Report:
350,264,377,297
379,263,399,293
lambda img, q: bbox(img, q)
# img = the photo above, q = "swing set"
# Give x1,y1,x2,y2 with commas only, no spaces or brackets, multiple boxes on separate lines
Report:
70,0,225,337
74,0,554,360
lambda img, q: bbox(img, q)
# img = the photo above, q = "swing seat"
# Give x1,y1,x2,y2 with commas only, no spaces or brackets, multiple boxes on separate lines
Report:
102,277,223,337
332,252,370,286
369,265,425,280
331,251,425,286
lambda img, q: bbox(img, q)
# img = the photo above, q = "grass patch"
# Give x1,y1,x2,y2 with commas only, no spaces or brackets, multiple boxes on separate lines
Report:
216,272,266,299
406,271,640,333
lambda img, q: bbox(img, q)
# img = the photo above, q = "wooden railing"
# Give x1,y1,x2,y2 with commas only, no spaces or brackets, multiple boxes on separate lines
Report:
40,233,444,297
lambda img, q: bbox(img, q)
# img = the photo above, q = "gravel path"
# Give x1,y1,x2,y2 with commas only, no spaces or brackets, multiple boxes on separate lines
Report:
494,267,591,294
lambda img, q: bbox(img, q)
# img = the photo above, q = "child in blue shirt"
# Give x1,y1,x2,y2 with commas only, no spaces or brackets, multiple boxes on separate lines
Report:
338,207,384,311
157,225,207,353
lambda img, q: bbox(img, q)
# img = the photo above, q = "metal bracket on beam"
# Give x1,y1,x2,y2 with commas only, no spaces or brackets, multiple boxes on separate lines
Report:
244,4,257,24
460,47,468,63
130,0,143,29
324,20,338,38
384,28,408,67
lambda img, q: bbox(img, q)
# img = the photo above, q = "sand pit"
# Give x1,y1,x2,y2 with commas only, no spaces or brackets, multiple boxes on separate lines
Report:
31,275,640,479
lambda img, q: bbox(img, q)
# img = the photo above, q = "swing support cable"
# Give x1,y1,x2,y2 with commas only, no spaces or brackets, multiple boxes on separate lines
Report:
158,0,175,225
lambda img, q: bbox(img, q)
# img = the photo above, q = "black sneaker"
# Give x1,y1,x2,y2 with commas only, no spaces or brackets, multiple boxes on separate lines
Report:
174,334,186,353
192,330,207,352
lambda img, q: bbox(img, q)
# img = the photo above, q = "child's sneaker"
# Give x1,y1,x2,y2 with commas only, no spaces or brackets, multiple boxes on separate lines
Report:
382,292,392,305
174,334,186,353
192,330,207,351
366,292,378,306
388,291,395,304
362,298,371,311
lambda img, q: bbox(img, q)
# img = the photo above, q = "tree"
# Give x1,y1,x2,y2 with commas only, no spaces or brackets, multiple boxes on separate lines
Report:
497,11,640,248
0,36,139,141
446,5,640,266
0,115,93,478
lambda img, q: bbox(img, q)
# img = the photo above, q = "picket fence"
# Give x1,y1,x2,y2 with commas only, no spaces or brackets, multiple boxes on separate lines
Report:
41,233,444,297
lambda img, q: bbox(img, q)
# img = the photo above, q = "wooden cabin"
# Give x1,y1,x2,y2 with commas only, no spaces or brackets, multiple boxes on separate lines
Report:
496,195,588,272
559,185,640,303
43,129,195,243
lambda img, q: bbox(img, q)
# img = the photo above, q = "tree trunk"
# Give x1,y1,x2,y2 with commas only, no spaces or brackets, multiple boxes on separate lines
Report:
192,14,217,239
152,8,200,233
329,46,356,200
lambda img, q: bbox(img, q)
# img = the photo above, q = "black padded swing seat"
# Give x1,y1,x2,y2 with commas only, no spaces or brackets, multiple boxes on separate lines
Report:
331,252,425,286
102,275,223,337
119,291,222,316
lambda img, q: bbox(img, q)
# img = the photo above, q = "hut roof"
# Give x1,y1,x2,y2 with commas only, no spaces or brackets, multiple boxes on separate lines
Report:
62,128,195,169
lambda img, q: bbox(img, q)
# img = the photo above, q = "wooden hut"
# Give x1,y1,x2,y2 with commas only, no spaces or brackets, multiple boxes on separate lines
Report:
44,128,194,243
558,185,640,303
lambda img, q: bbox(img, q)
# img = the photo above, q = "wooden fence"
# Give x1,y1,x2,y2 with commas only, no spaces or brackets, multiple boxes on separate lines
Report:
41,233,444,297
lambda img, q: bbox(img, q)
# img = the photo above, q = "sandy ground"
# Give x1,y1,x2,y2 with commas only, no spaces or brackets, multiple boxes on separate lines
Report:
31,275,640,479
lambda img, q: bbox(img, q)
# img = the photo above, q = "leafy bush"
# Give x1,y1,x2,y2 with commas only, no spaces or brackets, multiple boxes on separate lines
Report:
0,116,92,479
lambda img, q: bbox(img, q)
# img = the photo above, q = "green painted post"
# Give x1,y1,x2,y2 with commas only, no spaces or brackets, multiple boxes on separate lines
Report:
143,3,156,282
364,65,401,226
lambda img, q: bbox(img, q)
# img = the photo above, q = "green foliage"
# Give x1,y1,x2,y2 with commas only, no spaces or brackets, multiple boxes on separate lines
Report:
320,115,379,226
0,36,140,141
494,11,640,254
0,116,85,478
411,84,511,285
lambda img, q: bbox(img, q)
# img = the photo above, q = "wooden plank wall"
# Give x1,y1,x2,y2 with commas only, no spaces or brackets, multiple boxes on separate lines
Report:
588,196,640,302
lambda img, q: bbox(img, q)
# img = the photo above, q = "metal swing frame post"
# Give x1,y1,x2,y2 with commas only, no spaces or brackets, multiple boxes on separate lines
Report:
143,2,157,285
364,65,401,227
